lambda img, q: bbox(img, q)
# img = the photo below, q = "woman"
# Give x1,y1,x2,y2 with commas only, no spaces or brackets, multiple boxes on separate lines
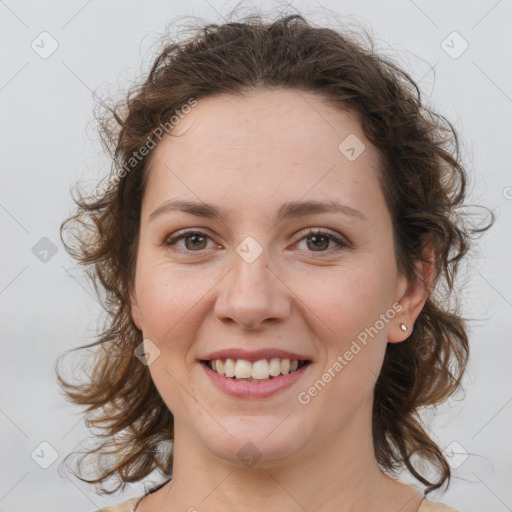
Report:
57,10,493,512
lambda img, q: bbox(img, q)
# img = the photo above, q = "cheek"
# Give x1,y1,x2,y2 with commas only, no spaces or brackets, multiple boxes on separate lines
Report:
135,263,193,335
292,260,394,397
296,259,395,337
134,258,223,357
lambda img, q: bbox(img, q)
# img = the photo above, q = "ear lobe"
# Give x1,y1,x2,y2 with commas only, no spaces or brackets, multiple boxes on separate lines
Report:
130,287,143,331
389,245,435,343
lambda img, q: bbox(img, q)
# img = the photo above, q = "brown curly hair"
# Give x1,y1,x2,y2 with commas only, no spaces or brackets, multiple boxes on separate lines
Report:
56,9,494,496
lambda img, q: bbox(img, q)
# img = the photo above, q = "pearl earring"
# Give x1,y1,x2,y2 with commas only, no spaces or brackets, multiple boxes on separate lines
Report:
399,323,407,332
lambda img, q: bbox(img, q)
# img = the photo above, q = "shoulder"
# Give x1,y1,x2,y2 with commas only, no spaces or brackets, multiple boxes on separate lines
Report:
93,496,142,512
93,478,171,512
419,497,460,512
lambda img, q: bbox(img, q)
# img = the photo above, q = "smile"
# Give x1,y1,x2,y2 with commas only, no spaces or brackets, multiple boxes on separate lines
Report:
200,358,313,398
203,357,311,381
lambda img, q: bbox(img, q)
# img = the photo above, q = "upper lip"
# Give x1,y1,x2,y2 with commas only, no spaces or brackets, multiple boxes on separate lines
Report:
201,348,312,362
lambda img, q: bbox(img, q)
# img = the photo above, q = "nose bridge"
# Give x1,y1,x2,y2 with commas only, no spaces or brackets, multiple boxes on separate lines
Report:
213,239,291,329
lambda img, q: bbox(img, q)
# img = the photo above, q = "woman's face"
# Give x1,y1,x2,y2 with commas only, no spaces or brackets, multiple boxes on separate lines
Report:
130,88,425,468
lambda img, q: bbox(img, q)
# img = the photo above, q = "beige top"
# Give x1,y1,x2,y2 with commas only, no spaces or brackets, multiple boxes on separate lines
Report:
95,496,460,512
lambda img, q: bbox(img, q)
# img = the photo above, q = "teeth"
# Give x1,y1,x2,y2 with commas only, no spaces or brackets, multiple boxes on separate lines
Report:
251,359,270,379
224,358,236,378
269,358,281,376
208,357,306,380
234,359,252,379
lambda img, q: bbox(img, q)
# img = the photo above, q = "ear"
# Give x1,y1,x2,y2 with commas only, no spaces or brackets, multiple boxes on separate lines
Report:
388,244,435,343
129,285,143,332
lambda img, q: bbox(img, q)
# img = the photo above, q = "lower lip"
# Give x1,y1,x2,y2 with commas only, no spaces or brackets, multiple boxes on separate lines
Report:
201,361,311,398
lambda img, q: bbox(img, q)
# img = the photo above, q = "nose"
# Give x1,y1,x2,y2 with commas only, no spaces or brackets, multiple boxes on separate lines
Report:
213,249,291,331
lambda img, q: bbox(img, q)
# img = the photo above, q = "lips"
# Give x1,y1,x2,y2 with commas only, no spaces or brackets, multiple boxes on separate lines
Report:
200,348,312,381
201,357,312,398
198,348,313,397
202,348,312,362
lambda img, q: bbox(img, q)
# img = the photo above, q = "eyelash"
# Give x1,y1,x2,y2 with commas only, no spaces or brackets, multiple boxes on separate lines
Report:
163,228,349,257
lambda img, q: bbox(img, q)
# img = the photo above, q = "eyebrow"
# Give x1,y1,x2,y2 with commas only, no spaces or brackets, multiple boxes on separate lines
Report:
148,198,367,224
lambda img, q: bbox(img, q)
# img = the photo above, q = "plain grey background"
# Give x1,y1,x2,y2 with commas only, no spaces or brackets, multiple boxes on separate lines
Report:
1,1,511,511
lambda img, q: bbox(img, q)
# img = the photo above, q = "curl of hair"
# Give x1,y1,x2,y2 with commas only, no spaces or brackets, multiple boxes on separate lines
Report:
57,9,494,496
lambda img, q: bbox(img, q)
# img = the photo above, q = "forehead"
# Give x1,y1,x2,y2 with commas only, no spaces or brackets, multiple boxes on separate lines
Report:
142,88,384,223
157,88,377,162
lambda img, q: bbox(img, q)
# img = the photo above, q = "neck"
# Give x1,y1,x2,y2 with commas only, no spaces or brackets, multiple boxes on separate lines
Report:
147,413,422,512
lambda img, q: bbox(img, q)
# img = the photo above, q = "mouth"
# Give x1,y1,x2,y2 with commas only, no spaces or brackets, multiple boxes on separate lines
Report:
200,358,312,382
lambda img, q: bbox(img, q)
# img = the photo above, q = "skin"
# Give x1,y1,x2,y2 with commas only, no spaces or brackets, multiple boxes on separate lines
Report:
129,88,433,512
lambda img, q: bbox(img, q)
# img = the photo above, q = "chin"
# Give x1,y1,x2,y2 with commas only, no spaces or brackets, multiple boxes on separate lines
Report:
198,415,312,469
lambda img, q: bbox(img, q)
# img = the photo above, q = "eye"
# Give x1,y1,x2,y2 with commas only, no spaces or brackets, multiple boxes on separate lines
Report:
163,230,216,252
163,228,349,256
294,228,349,255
